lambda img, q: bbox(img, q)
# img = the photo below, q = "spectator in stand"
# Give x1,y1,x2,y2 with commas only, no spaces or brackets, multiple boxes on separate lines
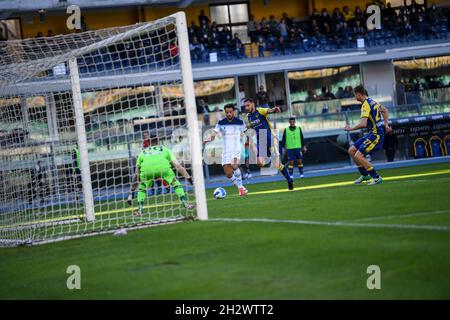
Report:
198,9,210,26
199,22,211,47
353,20,365,37
220,25,233,47
259,17,270,38
233,33,245,58
306,89,320,102
189,36,205,62
336,87,345,99
269,15,280,38
210,26,220,49
354,6,364,24
342,86,354,98
256,85,270,108
279,18,288,40
341,22,352,47
247,15,258,42
197,98,211,125
342,6,355,25
277,36,287,55
320,86,336,100
427,3,441,22
320,9,333,32
169,41,178,63
257,36,266,57
36,31,44,38
188,21,199,41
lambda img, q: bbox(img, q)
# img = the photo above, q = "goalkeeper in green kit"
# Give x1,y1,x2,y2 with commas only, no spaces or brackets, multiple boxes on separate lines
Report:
128,144,195,215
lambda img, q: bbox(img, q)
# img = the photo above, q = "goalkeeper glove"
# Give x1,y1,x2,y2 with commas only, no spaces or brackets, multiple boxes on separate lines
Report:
127,193,135,206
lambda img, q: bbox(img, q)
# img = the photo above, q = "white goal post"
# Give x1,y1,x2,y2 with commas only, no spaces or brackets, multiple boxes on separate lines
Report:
0,12,207,247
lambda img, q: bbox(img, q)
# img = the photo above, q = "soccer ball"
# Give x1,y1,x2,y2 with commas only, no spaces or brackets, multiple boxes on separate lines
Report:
213,187,227,199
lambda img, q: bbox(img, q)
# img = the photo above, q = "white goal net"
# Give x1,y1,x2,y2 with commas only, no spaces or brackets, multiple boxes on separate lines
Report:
0,12,207,247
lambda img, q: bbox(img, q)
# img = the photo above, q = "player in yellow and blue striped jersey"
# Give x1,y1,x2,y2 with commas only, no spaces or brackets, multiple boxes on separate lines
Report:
344,85,392,185
244,98,294,190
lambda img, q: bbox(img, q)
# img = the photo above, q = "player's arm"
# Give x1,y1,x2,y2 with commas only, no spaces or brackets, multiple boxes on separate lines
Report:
171,158,192,184
165,147,193,184
344,101,369,131
265,106,282,114
344,117,368,131
204,125,220,143
300,128,307,153
380,105,392,133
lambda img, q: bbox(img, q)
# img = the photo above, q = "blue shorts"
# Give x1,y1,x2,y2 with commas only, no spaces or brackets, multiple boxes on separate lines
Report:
353,133,384,156
287,148,303,161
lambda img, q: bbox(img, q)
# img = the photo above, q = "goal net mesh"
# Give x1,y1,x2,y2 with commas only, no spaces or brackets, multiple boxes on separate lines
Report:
0,15,199,246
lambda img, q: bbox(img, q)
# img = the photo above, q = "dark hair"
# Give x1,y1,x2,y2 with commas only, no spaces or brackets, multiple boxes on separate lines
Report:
354,85,368,96
243,98,254,103
224,104,235,111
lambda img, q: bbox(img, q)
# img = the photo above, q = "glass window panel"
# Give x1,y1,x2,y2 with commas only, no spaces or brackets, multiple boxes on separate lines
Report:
210,5,230,25
231,25,250,44
288,65,361,115
229,3,249,24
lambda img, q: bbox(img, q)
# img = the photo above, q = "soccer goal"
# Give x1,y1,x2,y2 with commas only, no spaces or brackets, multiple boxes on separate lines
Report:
0,12,207,247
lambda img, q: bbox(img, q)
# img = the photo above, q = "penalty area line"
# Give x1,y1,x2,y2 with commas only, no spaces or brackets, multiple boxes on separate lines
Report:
207,217,450,232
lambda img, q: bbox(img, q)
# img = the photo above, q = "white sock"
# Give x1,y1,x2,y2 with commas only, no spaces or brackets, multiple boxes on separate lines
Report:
232,169,243,188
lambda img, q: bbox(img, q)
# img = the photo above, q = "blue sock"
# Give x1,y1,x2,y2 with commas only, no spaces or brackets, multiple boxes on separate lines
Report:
298,165,304,175
358,166,368,176
279,165,293,182
367,167,379,179
288,165,294,176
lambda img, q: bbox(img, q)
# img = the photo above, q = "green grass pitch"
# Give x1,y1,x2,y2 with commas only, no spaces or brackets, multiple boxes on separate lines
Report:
1,162,450,299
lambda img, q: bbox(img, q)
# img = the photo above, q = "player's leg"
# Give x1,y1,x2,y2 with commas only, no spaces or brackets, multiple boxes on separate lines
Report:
296,149,304,177
348,140,370,184
127,170,140,205
231,158,247,196
163,169,194,209
272,142,294,190
355,134,384,185
136,174,152,215
288,159,295,179
286,149,295,178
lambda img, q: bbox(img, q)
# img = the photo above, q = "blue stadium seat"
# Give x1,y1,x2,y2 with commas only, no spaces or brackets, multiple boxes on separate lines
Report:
413,138,428,159
444,135,450,155
429,136,444,157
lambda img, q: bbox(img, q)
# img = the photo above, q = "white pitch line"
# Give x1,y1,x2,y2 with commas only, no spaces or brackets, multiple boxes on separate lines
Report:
208,217,450,232
345,210,450,223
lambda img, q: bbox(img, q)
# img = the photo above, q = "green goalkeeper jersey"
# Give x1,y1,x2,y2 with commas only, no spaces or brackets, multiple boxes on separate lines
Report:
136,145,175,174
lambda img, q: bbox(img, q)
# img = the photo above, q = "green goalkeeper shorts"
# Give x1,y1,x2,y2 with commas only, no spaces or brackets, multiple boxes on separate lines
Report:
139,167,176,187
